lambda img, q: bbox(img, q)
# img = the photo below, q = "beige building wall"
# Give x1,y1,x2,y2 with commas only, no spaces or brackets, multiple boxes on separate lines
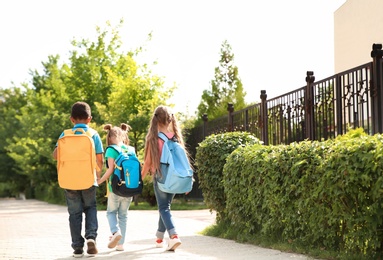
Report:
334,0,383,73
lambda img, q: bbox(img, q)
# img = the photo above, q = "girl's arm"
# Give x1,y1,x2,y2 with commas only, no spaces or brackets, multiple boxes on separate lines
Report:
96,153,104,179
141,151,152,180
98,157,115,185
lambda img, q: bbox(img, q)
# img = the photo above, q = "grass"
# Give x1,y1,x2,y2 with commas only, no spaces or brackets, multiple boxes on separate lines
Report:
97,198,208,211
129,199,208,210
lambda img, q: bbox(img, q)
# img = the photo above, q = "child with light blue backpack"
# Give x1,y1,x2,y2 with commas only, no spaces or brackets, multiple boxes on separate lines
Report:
141,106,193,252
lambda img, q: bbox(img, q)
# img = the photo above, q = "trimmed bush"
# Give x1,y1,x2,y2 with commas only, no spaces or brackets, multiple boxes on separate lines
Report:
220,128,383,258
195,131,262,221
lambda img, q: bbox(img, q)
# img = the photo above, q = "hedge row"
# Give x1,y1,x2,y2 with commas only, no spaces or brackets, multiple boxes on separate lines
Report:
196,128,383,258
195,132,263,221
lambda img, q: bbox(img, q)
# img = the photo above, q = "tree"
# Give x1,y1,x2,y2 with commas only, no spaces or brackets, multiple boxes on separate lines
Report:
0,86,28,196
197,40,246,120
6,66,70,198
95,54,174,155
2,20,175,199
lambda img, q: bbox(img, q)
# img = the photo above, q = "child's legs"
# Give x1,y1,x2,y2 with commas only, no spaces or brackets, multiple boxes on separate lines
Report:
117,196,133,244
153,181,177,238
65,189,85,249
156,215,166,240
106,192,120,234
81,186,98,240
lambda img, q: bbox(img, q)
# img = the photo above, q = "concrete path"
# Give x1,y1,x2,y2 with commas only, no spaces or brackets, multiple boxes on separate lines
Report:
0,198,315,259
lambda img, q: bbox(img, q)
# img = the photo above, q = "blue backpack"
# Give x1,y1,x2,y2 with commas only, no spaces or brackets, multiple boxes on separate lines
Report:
157,132,193,194
106,145,143,197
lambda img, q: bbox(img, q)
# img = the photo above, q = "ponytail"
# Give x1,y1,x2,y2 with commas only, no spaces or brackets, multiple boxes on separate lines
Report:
104,124,112,146
120,123,132,145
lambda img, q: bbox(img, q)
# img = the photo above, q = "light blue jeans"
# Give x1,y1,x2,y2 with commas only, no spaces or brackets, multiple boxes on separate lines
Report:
106,192,132,244
153,180,177,239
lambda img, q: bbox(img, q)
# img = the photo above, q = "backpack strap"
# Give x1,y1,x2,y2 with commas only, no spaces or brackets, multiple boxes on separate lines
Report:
158,132,178,142
104,144,124,197
63,127,91,135
158,132,169,142
105,145,122,169
86,128,97,137
106,144,122,154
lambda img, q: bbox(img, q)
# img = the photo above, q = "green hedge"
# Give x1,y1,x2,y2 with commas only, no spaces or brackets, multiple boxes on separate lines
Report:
195,132,262,221
219,128,383,258
224,139,332,244
223,129,383,259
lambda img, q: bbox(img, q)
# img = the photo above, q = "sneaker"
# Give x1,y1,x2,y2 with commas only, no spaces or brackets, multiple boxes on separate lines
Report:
73,248,84,258
116,244,124,251
108,232,122,248
156,239,165,248
166,236,181,251
86,239,98,256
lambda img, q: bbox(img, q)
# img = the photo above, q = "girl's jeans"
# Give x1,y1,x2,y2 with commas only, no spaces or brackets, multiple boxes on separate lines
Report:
64,186,98,250
153,180,177,239
106,192,133,244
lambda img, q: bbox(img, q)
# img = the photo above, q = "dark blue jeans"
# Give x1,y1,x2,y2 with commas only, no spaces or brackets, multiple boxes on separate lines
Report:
65,186,98,249
153,180,177,239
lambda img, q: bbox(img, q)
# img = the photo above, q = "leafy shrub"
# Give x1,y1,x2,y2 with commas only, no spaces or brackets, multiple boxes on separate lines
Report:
141,175,156,206
220,128,383,258
195,132,262,221
312,129,383,256
223,143,271,234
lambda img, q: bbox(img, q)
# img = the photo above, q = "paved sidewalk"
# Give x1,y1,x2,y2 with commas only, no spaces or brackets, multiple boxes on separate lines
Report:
0,198,315,259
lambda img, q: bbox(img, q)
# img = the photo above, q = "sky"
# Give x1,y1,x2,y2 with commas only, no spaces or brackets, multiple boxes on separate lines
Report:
0,0,346,116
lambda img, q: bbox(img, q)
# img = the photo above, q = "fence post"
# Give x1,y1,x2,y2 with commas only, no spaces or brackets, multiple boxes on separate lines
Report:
202,113,208,138
335,72,343,136
371,43,383,134
260,90,268,145
227,103,234,132
305,71,315,140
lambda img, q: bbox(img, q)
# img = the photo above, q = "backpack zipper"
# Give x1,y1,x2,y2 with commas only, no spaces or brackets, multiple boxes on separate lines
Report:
126,170,130,186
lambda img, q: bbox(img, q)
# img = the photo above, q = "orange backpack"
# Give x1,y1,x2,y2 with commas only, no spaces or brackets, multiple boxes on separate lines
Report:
57,128,99,190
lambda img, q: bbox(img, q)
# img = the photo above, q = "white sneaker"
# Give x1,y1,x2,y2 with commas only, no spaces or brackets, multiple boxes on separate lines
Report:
156,239,165,248
166,236,181,251
116,244,124,251
108,232,122,248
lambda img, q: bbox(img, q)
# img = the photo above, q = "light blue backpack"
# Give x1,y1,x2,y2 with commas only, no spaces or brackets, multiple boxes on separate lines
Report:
157,132,193,194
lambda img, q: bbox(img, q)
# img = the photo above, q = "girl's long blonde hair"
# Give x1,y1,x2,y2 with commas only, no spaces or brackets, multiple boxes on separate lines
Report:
144,105,189,175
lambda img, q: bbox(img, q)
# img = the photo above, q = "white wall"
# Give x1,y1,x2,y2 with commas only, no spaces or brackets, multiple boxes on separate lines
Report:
334,0,383,73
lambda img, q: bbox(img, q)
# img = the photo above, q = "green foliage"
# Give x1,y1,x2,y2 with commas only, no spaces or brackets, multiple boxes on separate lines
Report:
34,182,66,205
129,198,207,210
0,20,175,204
197,40,247,121
195,131,262,221
96,182,108,207
215,128,383,259
140,175,156,206
313,129,383,256
0,87,28,196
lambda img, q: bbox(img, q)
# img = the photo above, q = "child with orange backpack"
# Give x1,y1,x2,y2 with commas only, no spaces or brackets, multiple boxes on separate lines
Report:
53,101,104,258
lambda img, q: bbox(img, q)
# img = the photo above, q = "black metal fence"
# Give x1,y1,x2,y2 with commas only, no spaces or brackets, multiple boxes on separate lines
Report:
185,43,383,199
187,43,383,147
